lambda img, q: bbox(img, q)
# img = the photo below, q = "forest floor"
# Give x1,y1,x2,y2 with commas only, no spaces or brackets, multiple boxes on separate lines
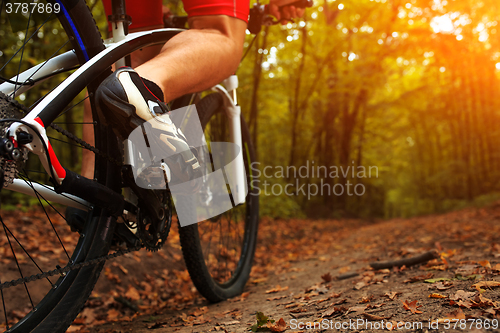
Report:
72,201,500,333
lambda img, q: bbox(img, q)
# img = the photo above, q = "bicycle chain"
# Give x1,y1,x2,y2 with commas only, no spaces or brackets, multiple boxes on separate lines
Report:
0,94,146,290
49,122,123,167
0,246,143,290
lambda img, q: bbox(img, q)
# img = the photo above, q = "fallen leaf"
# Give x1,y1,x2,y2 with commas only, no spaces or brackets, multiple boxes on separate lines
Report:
387,321,399,331
322,306,346,317
251,312,273,332
190,306,208,317
316,286,329,294
112,262,129,275
424,277,450,283
80,307,96,325
330,292,342,298
372,303,386,308
106,308,121,321
471,281,500,291
359,295,374,303
266,285,289,294
402,300,423,314
384,292,401,300
125,286,141,301
331,298,347,305
434,281,454,290
362,313,391,321
237,292,249,302
450,300,472,309
456,274,482,281
321,273,333,283
404,273,433,283
455,265,479,276
472,294,498,307
450,290,475,301
347,305,368,313
339,266,351,274
437,308,466,323
267,318,287,332
479,260,491,269
354,281,367,290
427,265,447,271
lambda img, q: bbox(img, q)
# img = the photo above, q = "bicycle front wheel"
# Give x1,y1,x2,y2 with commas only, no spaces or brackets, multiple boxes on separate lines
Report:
178,93,259,302
0,1,118,332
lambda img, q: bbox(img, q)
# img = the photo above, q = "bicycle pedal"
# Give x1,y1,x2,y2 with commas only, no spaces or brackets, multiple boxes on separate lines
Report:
135,163,169,188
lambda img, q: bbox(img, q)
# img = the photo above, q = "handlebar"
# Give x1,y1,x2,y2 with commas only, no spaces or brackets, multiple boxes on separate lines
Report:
164,0,313,33
248,0,313,34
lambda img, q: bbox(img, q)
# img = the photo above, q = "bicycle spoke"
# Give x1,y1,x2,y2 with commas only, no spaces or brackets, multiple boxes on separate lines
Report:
1,217,34,308
55,94,90,117
0,0,115,328
0,281,8,330
202,219,216,261
19,172,88,208
0,11,54,74
20,174,71,262
53,122,95,125
22,169,46,174
218,217,224,278
47,135,85,148
19,172,71,224
12,39,71,97
13,10,34,94
2,221,54,287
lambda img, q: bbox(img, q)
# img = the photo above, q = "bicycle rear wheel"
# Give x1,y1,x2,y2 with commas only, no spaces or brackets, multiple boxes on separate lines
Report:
0,1,118,332
178,93,259,302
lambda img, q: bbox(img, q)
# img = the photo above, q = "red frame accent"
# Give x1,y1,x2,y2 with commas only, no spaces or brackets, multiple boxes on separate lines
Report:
34,117,67,179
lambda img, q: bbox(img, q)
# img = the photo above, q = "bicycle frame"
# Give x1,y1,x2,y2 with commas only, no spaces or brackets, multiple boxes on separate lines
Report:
1,27,247,208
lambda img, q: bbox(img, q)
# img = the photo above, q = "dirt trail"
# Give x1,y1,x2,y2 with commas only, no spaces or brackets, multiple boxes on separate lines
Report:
80,203,500,333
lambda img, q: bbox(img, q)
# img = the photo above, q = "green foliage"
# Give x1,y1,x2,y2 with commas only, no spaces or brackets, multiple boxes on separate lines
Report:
250,311,274,332
257,181,305,219
240,0,500,219
2,0,499,220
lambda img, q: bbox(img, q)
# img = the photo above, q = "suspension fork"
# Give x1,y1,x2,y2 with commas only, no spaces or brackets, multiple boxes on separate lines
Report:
213,75,247,206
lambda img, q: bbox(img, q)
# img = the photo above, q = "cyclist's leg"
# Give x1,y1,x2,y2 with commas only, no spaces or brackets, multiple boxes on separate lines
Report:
135,15,247,102
93,4,247,186
82,96,94,179
81,0,166,179
81,46,163,179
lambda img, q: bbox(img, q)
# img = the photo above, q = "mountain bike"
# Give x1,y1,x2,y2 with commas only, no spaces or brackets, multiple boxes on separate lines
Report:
0,0,310,331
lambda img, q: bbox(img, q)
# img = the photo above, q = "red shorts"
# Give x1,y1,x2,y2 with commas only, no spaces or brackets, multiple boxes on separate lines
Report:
103,0,249,32
184,0,250,23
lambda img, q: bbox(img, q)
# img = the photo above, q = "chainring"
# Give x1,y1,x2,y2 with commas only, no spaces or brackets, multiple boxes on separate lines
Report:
136,189,172,251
